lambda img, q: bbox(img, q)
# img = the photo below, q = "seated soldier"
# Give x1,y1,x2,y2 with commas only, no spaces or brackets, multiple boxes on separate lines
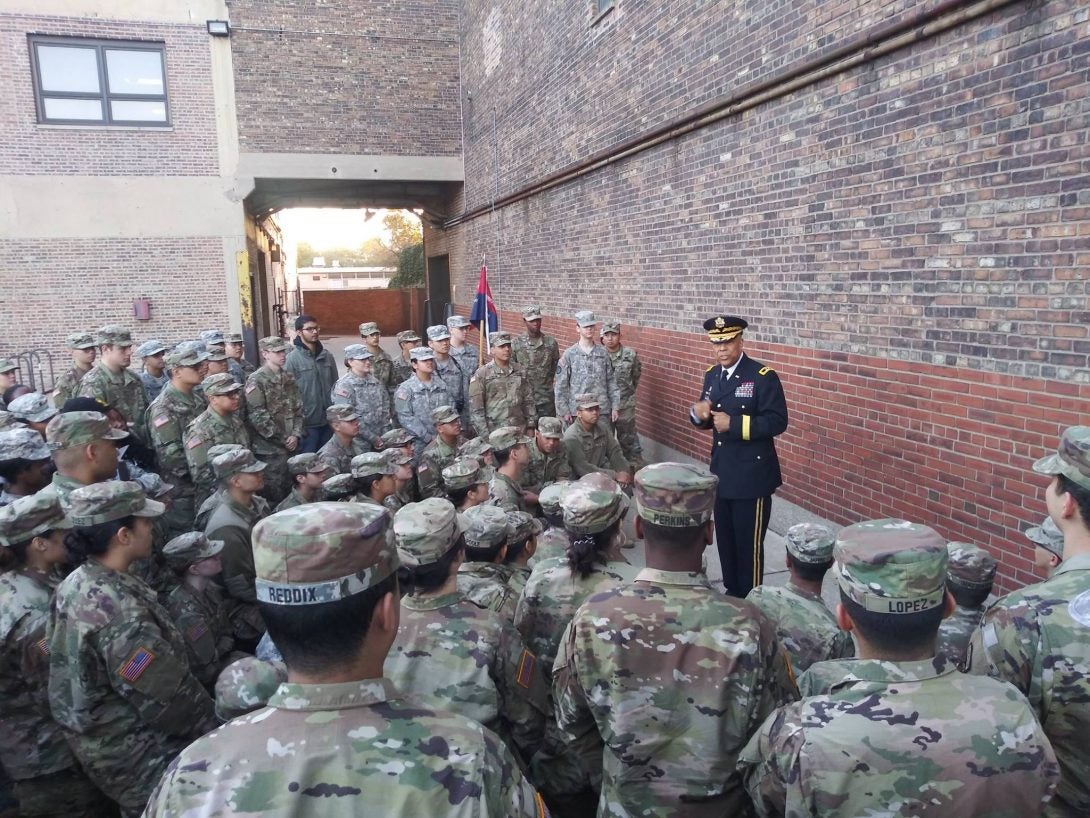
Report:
457,504,519,622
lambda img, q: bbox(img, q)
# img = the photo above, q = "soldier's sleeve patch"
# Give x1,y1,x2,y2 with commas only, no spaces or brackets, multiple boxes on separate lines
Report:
187,622,208,642
395,389,409,401
334,388,349,397
245,383,258,394
153,414,171,428
186,437,204,449
418,463,429,473
516,648,537,689
118,646,156,683
758,366,774,375
36,637,50,656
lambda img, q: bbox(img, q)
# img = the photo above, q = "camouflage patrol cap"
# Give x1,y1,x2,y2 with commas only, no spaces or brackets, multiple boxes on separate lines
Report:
576,471,623,493
489,331,513,347
574,310,599,327
253,502,398,606
224,332,244,344
45,411,127,451
945,541,997,590
8,392,57,424
66,332,97,350
0,427,51,461
441,457,493,491
1026,516,1064,559
162,532,224,569
207,443,244,460
393,498,466,567
321,472,357,500
326,404,359,423
200,330,225,346
461,503,509,549
385,448,413,468
0,359,17,375
458,436,493,460
68,481,166,526
136,339,168,358
165,341,210,368
1032,426,1090,491
488,426,531,452
575,393,601,410
343,344,372,361
380,428,414,448
215,657,287,721
205,345,229,362
447,315,472,329
288,453,332,477
431,405,459,425
258,336,290,353
358,322,380,337
537,417,563,438
833,519,948,615
785,522,836,564
538,481,574,517
426,324,452,341
141,473,175,499
506,510,542,545
96,324,133,346
0,493,72,547
351,451,397,479
410,346,435,361
600,321,621,336
522,305,543,321
212,449,267,480
201,372,242,396
396,330,421,344
562,484,627,537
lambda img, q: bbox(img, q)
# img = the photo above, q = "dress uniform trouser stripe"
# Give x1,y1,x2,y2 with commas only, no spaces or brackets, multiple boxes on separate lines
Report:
753,497,763,588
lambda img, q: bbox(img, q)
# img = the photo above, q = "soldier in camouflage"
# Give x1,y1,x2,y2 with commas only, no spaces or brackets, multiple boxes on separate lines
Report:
447,315,479,402
502,510,540,599
6,393,56,436
39,411,127,507
50,331,97,409
562,394,632,485
359,321,397,396
383,448,416,515
442,456,494,512
135,339,169,404
416,405,464,499
531,480,574,565
204,449,269,608
350,451,399,507
967,426,1090,817
0,359,17,410
934,540,995,671
388,498,549,767
184,372,251,507
320,471,357,501
394,346,454,460
520,416,573,497
391,329,421,386
601,321,644,468
192,443,245,530
78,325,150,445
458,503,520,622
555,462,797,817
469,331,537,436
742,518,1059,818
244,336,304,506
213,656,287,721
554,311,620,430
317,404,368,474
144,501,547,818
224,331,255,383
48,482,217,816
275,453,332,512
1027,513,1064,576
329,343,393,449
513,305,560,419
746,522,854,677
381,427,419,506
0,428,52,508
427,325,468,425
489,426,532,512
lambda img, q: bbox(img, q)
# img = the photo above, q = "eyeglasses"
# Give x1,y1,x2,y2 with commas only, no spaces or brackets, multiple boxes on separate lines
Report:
302,325,320,332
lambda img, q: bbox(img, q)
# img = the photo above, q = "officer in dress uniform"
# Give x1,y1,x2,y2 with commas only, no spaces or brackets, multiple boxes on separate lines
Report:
690,315,788,597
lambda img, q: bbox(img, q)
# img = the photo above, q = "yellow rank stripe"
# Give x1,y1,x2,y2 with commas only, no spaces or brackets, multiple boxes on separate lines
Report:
753,497,764,590
758,366,773,375
742,415,751,441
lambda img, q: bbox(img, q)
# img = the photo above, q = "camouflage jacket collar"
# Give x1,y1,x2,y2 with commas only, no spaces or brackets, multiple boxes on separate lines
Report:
401,590,466,611
459,561,510,582
634,567,710,587
785,580,826,604
84,558,158,603
1052,551,1090,576
268,677,399,711
822,657,951,693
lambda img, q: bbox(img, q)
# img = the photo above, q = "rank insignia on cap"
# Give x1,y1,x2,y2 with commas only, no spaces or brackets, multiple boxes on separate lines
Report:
516,649,536,689
715,317,726,328
119,647,156,683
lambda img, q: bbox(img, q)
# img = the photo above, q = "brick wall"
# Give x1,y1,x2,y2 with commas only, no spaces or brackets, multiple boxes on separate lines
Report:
302,288,423,336
437,0,1090,590
227,0,462,156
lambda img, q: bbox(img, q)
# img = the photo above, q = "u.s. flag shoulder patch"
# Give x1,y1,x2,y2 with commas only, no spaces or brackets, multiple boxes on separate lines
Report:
118,646,156,683
187,623,208,642
516,648,536,689
153,414,171,428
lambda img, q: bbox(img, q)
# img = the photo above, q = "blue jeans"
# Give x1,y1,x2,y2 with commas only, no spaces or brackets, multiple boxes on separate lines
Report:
300,424,333,453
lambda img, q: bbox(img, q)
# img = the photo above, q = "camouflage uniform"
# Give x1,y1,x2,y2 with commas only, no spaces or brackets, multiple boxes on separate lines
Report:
330,348,394,447
520,417,573,493
184,376,251,507
318,433,368,475
204,450,269,606
458,504,520,622
742,519,1060,818
603,324,644,466
79,370,149,443
563,396,629,478
213,656,287,721
358,322,396,395
555,462,797,817
934,540,995,671
513,305,561,418
136,339,169,405
417,420,462,499
50,332,96,409
487,426,532,512
554,312,621,424
48,482,217,816
394,350,454,460
469,332,537,435
38,412,128,509
245,347,304,505
146,500,546,818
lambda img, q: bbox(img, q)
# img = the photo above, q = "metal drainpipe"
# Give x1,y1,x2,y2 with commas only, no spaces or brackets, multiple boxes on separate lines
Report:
443,0,1027,230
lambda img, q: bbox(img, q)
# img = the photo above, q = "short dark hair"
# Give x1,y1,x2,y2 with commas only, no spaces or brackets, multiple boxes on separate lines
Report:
948,581,991,609
1056,475,1090,527
464,539,505,563
65,517,135,564
787,555,834,583
0,457,45,484
295,314,317,331
259,573,397,674
447,484,474,507
356,473,385,498
505,537,531,564
493,447,513,468
640,519,705,549
840,589,943,655
398,541,463,595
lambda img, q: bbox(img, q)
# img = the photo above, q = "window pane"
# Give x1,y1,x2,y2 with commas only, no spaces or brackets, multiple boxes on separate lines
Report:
42,97,104,121
105,49,164,95
110,99,167,122
36,45,100,93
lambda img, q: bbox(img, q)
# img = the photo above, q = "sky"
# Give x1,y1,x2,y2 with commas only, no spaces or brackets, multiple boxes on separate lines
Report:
276,207,390,249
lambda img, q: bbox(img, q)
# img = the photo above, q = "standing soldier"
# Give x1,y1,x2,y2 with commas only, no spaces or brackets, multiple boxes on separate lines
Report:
79,324,150,444
147,342,211,536
417,406,464,500
469,331,537,436
223,332,255,382
204,449,270,608
426,326,467,427
391,329,420,386
245,337,303,506
394,347,453,461
359,322,396,396
934,541,995,671
135,340,169,404
513,305,560,419
330,344,393,451
284,314,338,453
554,311,620,432
51,332,97,409
317,405,367,475
447,315,478,406
521,417,573,495
184,373,250,507
601,321,644,469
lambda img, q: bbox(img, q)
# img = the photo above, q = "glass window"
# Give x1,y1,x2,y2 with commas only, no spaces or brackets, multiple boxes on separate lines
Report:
105,49,164,95
110,99,167,122
36,45,100,93
42,97,103,120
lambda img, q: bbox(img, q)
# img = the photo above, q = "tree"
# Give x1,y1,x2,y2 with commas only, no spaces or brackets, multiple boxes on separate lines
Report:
388,243,425,289
384,211,422,254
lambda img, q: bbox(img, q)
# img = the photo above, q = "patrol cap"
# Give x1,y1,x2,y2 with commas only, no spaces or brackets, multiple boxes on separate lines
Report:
224,332,244,344
522,305,543,321
136,339,168,358
536,417,563,439
562,484,627,537
385,448,413,468
458,436,493,460
358,322,380,337
575,393,601,411
207,443,244,460
785,522,836,564
441,457,494,491
253,502,398,606
1032,426,1090,491
326,404,359,423
461,503,509,549
66,332,97,350
0,493,72,547
396,330,421,344
633,463,718,528
431,405,460,425
163,532,224,569
447,315,472,329
600,321,621,336
393,498,466,567
165,341,211,368
45,411,127,451
506,510,542,545
703,315,747,343
200,330,225,346
259,336,290,353
380,428,414,448
574,310,599,327
410,346,435,361
201,372,243,396
96,324,133,347
351,451,397,479
288,453,332,477
426,324,451,341
488,425,531,453
343,344,373,361
0,427,51,461
59,397,110,415
68,481,165,526
489,331,513,347
833,519,948,615
0,359,17,375
321,472,358,500
578,471,622,492
215,657,287,721
205,345,229,363
142,474,175,500
538,481,574,517
212,449,267,480
945,541,997,590
1026,516,1064,559
7,393,57,424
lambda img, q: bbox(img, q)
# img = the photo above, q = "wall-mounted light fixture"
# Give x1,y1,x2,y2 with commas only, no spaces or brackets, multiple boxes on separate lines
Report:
206,20,231,37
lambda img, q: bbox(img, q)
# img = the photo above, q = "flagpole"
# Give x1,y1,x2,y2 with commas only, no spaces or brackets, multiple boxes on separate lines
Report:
479,254,487,359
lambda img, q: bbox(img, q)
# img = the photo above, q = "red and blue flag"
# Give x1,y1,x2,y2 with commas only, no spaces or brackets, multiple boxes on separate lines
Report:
469,260,498,355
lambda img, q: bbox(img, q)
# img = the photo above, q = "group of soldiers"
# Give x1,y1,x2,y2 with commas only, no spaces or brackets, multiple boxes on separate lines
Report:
0,310,1085,818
